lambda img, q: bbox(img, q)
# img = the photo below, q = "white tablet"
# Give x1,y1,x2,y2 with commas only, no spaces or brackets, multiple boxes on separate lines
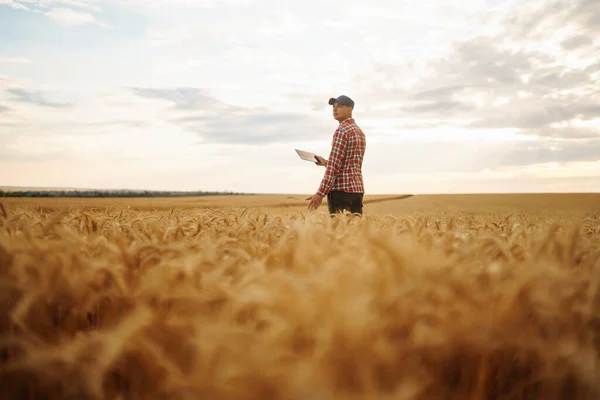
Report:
295,149,318,162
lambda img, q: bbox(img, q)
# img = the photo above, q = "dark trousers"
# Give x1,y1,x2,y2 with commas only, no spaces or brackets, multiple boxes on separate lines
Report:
327,190,364,215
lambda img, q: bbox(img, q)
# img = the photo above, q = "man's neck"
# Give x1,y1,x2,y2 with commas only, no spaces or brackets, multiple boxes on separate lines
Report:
338,116,352,124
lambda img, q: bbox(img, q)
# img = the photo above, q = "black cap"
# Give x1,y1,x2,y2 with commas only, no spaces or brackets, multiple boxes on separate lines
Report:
328,95,354,108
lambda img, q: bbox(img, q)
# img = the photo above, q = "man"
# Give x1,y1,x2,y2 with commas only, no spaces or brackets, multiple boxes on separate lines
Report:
306,94,366,215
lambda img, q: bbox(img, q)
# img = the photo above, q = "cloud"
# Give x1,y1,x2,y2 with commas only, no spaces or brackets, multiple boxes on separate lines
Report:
130,86,332,144
401,100,474,114
521,123,600,139
144,8,305,51
0,56,30,63
7,88,73,108
4,0,102,11
585,62,600,74
561,34,594,50
134,0,252,8
145,26,207,48
1,0,108,26
0,148,67,163
467,100,600,130
40,0,102,11
0,75,15,87
129,87,229,111
0,105,11,113
1,119,153,133
0,0,28,10
483,139,600,168
172,112,331,145
505,0,600,38
353,0,600,140
363,137,600,175
45,8,95,25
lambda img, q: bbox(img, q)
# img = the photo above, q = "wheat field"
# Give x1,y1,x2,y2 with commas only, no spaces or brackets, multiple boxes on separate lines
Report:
1,193,599,400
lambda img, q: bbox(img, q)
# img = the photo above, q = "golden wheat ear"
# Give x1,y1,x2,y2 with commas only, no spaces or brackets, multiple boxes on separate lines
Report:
1,194,599,399
0,202,7,219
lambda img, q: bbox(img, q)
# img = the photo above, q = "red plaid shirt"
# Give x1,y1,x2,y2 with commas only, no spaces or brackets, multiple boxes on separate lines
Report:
316,118,366,197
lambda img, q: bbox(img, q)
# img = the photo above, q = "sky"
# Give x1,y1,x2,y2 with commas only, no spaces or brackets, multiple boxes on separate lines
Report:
0,0,599,194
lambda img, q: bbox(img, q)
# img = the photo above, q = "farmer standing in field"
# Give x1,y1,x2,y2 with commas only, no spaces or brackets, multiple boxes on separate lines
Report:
306,95,366,215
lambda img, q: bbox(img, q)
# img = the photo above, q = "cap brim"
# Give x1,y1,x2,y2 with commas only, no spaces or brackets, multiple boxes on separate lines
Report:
328,97,337,105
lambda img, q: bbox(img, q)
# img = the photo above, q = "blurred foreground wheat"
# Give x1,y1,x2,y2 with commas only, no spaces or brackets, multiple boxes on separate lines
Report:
1,200,599,399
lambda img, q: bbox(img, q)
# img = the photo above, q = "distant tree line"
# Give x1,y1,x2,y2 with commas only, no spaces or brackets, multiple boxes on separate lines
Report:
0,189,257,198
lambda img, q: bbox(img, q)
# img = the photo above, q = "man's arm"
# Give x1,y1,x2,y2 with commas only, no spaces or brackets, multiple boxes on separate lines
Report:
316,128,347,197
